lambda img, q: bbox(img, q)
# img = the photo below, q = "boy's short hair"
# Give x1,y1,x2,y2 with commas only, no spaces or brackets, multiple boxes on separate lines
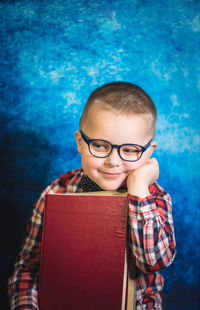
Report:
80,81,157,136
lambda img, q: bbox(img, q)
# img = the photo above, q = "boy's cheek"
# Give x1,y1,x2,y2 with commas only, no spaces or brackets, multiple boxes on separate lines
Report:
81,155,102,171
125,157,146,172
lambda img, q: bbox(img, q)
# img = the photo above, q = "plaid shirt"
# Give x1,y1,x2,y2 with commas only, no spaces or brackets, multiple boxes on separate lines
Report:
8,168,176,310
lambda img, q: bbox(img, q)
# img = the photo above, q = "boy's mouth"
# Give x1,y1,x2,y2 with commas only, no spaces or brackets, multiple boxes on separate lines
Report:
100,171,122,179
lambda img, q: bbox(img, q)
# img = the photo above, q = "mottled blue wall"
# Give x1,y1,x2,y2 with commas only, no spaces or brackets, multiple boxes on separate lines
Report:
0,0,200,309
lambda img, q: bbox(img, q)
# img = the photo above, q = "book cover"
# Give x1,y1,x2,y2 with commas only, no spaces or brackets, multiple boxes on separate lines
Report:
38,192,135,310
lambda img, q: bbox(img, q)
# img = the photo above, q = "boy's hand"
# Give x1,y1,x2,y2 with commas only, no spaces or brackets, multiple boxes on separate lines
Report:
127,158,159,198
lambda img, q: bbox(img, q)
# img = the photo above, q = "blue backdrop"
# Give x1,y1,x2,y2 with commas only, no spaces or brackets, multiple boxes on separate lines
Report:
1,1,200,309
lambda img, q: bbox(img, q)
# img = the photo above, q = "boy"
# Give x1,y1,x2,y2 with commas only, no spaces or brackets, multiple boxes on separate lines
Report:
8,82,176,309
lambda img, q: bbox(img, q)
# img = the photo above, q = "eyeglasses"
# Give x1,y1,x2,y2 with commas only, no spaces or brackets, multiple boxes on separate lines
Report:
80,130,152,162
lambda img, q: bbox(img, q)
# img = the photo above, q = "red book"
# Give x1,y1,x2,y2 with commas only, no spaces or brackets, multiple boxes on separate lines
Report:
38,192,135,310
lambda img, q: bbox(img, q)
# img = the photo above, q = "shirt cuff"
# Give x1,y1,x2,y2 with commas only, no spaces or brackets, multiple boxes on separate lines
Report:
127,193,160,219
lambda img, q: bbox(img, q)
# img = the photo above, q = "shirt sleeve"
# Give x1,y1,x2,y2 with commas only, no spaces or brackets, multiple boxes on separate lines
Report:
8,185,52,310
128,183,176,274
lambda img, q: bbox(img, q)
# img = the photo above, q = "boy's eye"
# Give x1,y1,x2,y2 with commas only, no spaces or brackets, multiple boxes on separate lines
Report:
121,145,142,156
124,149,139,153
91,140,109,152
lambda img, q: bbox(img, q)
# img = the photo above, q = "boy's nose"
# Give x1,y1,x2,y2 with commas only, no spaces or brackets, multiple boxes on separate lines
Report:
104,148,121,166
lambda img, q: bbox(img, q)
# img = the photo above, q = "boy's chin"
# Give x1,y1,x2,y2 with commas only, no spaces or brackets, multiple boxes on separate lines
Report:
99,181,127,192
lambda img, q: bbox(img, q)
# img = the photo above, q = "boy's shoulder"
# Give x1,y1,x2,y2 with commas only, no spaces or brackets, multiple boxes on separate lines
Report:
51,167,84,192
34,168,84,214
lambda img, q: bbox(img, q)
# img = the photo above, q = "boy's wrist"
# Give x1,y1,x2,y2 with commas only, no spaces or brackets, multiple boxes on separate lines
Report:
127,179,150,198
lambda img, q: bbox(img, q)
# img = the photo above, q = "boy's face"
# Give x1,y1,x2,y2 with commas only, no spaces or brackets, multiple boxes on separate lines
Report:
75,104,157,191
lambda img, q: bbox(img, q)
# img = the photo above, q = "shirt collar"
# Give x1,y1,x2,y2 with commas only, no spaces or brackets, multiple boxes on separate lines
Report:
82,175,103,192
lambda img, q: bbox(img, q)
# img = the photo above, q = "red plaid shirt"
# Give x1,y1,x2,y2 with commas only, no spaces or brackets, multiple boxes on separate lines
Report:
8,168,176,309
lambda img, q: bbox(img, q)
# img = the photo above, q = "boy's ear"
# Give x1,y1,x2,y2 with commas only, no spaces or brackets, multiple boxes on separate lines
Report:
144,141,157,160
75,130,82,154
147,141,157,158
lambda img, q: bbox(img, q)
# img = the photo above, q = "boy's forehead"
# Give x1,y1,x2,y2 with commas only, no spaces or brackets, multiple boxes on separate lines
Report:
84,103,153,125
81,104,154,140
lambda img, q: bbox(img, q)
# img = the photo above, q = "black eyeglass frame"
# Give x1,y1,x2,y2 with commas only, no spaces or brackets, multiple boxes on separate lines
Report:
80,130,153,162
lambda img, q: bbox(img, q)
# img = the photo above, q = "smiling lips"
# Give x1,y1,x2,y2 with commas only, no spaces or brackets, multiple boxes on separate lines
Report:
101,171,122,178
